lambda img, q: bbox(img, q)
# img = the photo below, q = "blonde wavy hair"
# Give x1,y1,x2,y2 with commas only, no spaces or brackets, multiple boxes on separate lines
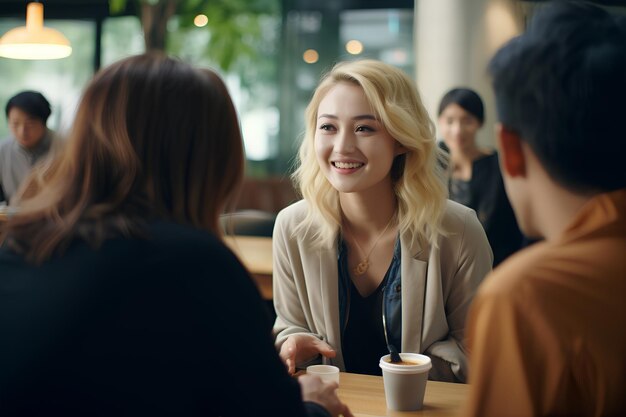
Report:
293,59,448,248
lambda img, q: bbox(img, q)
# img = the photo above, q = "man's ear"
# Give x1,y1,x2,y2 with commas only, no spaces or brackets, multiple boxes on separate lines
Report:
496,123,526,178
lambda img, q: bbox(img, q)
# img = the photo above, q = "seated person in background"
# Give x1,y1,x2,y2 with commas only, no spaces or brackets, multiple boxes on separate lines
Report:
0,91,57,205
273,59,492,383
0,53,351,417
437,88,523,267
463,2,626,415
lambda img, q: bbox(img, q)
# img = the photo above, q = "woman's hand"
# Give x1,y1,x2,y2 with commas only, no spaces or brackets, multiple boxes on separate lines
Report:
279,333,336,374
298,374,354,417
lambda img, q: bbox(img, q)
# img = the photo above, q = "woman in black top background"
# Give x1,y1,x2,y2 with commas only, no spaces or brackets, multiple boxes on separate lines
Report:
437,88,524,267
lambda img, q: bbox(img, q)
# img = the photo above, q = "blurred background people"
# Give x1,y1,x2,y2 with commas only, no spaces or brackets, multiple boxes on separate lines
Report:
273,59,492,383
0,53,351,417
0,91,58,205
463,2,626,415
437,88,523,267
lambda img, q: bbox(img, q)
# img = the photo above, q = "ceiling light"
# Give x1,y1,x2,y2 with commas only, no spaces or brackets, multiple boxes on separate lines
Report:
0,2,72,60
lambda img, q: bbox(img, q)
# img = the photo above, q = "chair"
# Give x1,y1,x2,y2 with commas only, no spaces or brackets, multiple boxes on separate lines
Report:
220,209,278,321
219,209,277,237
235,177,299,214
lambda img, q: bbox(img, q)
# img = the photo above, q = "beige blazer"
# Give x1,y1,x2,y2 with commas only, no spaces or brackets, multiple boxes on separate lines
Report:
272,199,493,382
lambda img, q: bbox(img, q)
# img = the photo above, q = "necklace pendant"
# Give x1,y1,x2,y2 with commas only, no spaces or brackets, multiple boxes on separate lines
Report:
353,258,369,276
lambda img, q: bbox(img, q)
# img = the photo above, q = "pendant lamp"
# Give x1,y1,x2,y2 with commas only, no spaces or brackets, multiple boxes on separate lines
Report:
0,1,72,60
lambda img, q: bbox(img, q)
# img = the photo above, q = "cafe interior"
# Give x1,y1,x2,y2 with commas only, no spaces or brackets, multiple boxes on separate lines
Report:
1,0,625,416
1,0,625,214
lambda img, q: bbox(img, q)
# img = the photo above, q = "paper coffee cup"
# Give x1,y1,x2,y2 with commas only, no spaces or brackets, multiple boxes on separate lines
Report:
306,364,340,385
379,353,432,411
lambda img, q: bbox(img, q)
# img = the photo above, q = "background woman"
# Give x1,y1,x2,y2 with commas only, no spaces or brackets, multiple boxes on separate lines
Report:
0,53,350,417
437,88,524,267
273,60,492,383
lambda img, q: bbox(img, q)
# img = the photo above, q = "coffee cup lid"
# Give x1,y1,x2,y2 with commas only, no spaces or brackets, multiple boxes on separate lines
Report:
379,353,432,374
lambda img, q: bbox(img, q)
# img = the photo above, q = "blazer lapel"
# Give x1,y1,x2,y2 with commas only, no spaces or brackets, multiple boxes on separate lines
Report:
318,239,345,368
400,234,429,354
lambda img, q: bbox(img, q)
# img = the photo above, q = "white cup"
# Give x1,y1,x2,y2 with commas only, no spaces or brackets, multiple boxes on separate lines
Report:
306,364,340,385
379,353,432,411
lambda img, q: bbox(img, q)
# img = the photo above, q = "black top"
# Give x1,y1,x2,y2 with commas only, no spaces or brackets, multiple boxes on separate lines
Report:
441,144,524,267
342,279,387,376
0,221,329,417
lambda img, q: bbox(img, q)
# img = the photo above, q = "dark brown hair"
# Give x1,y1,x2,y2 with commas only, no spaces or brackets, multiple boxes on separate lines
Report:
1,53,244,262
437,87,484,125
489,1,626,193
5,90,52,123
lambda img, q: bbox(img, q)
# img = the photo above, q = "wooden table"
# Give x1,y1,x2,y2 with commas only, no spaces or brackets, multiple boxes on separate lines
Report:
0,204,19,221
0,207,11,222
338,373,467,417
223,235,273,300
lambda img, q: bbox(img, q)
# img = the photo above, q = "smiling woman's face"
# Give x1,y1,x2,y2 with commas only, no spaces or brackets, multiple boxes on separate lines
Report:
314,82,402,195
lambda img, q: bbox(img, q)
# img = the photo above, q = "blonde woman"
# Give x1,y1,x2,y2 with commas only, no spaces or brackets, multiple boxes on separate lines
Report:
273,59,493,382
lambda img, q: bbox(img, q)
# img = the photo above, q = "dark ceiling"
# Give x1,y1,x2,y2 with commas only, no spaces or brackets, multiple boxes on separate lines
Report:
0,0,132,19
0,0,625,20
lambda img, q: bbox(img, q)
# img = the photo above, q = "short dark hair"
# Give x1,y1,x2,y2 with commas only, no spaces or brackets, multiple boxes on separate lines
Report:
5,91,51,123
437,87,485,125
489,0,626,193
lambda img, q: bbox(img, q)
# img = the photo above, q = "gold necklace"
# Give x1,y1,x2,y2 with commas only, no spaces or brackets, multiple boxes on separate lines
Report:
344,213,396,277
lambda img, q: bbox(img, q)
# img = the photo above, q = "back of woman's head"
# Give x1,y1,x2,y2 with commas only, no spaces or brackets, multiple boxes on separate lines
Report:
437,88,484,125
294,59,447,247
2,53,244,262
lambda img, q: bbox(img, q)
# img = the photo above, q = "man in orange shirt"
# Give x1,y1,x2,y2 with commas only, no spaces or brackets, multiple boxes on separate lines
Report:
463,2,626,416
